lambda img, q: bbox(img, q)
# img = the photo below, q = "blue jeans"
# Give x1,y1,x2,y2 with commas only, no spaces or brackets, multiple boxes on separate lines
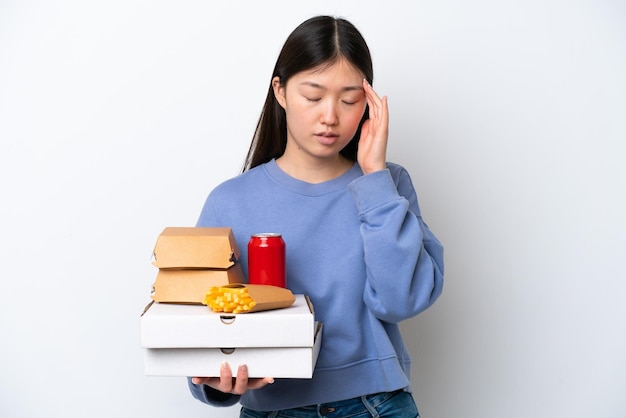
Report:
240,390,419,418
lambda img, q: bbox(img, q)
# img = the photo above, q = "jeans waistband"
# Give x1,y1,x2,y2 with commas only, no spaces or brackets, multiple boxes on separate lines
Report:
241,389,410,418
318,389,402,409
317,389,404,416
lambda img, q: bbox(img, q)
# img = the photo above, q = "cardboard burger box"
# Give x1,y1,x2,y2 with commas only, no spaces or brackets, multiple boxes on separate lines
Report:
151,227,245,303
141,294,322,378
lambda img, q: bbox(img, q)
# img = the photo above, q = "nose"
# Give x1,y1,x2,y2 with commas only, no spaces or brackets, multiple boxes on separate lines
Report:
320,101,338,126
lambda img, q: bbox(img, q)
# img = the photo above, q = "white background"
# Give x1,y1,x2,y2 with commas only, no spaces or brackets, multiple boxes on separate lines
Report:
1,1,624,417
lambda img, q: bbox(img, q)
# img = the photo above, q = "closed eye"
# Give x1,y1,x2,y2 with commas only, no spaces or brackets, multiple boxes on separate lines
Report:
305,97,321,102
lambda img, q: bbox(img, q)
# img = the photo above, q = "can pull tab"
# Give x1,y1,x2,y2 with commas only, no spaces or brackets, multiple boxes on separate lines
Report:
220,315,236,325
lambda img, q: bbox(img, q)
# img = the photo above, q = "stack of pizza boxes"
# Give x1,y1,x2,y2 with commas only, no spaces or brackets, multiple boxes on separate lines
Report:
140,227,322,378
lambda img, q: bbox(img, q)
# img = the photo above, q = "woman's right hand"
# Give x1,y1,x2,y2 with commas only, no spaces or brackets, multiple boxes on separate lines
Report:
191,362,274,395
357,79,389,175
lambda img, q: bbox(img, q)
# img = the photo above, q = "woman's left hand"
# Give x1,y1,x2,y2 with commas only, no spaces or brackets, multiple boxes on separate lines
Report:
357,79,389,175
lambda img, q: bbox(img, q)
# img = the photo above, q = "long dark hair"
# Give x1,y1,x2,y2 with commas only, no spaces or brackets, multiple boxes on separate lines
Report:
243,16,373,172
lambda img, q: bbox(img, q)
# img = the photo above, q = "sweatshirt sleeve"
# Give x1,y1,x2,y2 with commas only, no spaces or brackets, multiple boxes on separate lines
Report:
189,196,241,407
187,377,241,407
348,165,444,323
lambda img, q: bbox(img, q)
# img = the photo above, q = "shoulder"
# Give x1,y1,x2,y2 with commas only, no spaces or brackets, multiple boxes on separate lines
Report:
209,164,268,198
197,164,270,226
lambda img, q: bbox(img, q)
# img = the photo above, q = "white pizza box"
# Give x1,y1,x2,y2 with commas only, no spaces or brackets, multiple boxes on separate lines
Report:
140,294,315,348
142,323,322,378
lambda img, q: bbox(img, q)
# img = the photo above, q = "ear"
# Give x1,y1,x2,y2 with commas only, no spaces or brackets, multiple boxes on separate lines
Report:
272,76,287,109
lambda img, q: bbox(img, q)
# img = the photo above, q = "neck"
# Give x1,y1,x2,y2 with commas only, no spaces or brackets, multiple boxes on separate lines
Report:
275,154,354,184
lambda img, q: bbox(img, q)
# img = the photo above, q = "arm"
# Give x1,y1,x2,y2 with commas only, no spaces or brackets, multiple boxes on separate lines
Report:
354,82,443,322
187,353,274,407
190,199,275,406
188,377,240,407
348,166,444,323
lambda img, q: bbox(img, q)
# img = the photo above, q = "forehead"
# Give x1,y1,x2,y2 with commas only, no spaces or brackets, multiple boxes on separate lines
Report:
291,58,365,87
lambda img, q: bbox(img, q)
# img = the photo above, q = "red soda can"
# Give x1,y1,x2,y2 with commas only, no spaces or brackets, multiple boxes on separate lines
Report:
247,233,286,288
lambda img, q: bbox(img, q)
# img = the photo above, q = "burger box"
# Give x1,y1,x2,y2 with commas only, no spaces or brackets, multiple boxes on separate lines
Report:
140,294,322,378
152,227,240,269
151,227,246,303
151,264,245,304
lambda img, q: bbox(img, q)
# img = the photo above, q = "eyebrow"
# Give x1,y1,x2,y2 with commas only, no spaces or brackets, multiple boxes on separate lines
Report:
299,81,363,92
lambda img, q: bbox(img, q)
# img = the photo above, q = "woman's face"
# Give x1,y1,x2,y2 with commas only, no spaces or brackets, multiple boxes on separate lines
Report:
273,59,367,164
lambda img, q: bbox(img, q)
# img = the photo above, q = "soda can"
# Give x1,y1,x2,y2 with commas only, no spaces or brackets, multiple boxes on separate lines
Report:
247,233,286,288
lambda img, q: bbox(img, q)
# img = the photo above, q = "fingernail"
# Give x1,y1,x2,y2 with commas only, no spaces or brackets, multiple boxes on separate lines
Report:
239,364,248,372
221,362,229,371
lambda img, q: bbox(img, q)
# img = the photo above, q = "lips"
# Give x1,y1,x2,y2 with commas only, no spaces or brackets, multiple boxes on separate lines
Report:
315,131,339,138
314,131,339,145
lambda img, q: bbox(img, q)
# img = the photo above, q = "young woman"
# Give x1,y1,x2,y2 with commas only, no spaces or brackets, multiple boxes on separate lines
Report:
188,15,444,418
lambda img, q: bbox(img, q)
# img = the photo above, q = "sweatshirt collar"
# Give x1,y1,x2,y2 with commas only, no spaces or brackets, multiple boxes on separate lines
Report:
263,158,362,196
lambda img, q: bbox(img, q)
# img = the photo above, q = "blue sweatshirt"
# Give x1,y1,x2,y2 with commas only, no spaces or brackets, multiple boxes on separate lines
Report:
188,159,444,411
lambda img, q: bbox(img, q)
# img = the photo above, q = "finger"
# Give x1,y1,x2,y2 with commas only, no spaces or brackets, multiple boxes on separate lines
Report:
232,364,249,395
369,91,389,128
362,81,375,120
370,89,387,120
191,376,207,385
191,376,222,392
363,80,383,119
217,362,234,393
380,95,389,124
362,80,376,114
359,119,371,142
250,377,275,390
245,377,275,391
231,365,276,393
